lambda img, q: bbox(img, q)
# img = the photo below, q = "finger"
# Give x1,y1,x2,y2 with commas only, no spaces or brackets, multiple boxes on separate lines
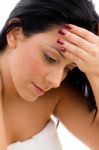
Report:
61,40,91,62
64,50,84,67
62,29,96,56
64,24,98,44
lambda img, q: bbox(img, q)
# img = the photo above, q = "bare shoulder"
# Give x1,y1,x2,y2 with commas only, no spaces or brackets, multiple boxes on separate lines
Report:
0,71,3,102
0,72,2,94
0,72,7,149
53,79,91,117
53,80,99,150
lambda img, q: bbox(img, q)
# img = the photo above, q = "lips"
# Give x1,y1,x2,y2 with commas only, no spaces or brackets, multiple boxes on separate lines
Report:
32,82,45,95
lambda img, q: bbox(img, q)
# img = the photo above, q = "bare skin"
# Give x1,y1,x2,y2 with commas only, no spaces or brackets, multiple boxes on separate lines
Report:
3,87,60,144
0,26,73,147
54,24,99,150
1,24,99,150
3,78,99,150
54,80,99,150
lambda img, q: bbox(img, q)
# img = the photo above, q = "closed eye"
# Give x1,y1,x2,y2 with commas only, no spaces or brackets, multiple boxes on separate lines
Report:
44,53,57,64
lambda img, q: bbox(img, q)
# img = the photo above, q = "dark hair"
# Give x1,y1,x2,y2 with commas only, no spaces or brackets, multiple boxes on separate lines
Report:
0,0,99,120
0,0,98,50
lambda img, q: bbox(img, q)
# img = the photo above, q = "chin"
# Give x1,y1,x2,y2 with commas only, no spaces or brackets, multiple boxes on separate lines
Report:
21,93,38,102
16,87,39,102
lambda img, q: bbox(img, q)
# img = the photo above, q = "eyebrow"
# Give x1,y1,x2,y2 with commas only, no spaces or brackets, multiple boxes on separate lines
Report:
47,44,65,59
47,44,75,68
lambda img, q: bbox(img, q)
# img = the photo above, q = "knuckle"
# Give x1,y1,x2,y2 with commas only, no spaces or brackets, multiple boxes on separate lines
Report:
73,36,81,46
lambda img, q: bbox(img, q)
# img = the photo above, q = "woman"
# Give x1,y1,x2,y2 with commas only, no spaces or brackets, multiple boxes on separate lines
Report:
0,0,99,149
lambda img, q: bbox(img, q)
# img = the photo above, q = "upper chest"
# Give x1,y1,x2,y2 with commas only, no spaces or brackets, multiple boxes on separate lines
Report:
3,89,60,144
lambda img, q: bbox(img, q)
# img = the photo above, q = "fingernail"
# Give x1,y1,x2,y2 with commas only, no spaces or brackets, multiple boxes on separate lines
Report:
57,39,64,45
64,24,72,30
58,29,66,35
60,47,66,52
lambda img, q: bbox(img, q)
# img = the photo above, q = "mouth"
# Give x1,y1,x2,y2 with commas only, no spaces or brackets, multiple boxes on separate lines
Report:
32,82,45,96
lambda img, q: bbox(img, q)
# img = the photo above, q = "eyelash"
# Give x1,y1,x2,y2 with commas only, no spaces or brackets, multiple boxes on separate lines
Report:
44,53,57,64
44,53,70,74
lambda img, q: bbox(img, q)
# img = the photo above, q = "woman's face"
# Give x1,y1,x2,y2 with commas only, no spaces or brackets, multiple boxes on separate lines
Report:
7,26,73,102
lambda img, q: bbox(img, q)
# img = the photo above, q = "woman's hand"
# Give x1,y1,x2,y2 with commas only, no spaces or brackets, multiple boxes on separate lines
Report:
57,24,99,116
57,24,99,78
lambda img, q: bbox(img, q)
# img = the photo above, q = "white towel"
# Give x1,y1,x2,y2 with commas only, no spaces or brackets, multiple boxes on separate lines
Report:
8,119,62,150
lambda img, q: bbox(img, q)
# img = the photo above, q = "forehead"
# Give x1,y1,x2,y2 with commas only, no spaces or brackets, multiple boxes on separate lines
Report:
24,26,62,49
26,26,73,64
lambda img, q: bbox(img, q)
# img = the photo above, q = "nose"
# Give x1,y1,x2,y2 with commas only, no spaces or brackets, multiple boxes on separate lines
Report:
46,71,63,88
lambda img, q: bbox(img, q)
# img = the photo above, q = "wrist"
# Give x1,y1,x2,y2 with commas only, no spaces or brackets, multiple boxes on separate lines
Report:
86,74,99,84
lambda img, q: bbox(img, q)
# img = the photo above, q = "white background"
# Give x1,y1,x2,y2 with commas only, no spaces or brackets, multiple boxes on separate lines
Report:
0,0,99,150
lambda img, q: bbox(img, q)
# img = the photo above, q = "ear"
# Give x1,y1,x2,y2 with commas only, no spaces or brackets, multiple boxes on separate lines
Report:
96,23,99,36
6,27,23,49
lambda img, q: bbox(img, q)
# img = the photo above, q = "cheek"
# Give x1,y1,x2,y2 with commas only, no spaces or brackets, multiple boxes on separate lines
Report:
24,51,48,79
9,49,47,82
29,57,46,78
